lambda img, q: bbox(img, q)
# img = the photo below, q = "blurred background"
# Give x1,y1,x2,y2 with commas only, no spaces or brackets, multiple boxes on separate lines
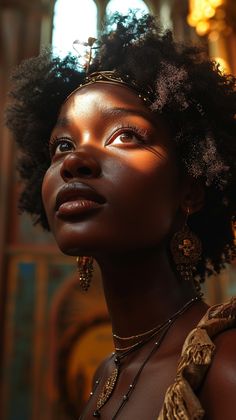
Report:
0,0,236,419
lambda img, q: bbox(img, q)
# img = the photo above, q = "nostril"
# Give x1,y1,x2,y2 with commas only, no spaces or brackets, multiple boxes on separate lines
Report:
60,153,101,180
78,167,93,177
63,169,73,179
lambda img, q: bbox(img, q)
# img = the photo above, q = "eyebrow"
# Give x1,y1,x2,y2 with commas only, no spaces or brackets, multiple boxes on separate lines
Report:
55,107,157,128
54,117,70,128
102,107,156,124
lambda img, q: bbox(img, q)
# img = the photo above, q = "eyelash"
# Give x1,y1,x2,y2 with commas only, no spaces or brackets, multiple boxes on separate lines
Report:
105,124,150,146
49,137,74,157
49,124,150,157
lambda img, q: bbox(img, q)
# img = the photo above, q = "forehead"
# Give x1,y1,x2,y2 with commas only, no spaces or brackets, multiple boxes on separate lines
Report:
65,82,148,107
58,83,156,124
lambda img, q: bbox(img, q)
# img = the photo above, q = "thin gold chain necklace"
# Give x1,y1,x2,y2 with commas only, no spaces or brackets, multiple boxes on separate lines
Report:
113,320,172,352
113,319,174,352
80,296,200,419
113,320,168,341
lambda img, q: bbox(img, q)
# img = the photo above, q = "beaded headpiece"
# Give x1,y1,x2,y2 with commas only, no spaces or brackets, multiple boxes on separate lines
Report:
66,70,154,104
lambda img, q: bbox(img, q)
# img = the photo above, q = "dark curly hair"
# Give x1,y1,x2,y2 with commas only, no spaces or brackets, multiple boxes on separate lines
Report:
6,13,236,281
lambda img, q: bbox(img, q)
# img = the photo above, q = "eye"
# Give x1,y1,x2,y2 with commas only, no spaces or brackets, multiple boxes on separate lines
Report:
49,137,75,157
106,127,147,147
114,131,139,144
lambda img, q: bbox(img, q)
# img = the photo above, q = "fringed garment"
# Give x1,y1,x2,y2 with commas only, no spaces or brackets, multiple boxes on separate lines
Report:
158,297,236,420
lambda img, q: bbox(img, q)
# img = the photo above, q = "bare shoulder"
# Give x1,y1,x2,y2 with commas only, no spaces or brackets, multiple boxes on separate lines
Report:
92,353,113,387
199,328,236,420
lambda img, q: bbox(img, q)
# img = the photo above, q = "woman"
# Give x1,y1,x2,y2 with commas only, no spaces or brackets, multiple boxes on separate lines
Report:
7,14,236,420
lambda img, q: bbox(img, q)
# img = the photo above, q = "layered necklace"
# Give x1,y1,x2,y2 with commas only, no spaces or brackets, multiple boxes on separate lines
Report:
80,296,200,419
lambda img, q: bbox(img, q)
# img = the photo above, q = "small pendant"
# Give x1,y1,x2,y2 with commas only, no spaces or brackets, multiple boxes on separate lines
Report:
95,366,119,412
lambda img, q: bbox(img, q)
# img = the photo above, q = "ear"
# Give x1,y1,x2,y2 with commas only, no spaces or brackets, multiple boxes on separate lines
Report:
180,177,205,214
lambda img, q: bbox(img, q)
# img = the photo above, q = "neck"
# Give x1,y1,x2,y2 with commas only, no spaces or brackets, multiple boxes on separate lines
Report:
96,247,197,339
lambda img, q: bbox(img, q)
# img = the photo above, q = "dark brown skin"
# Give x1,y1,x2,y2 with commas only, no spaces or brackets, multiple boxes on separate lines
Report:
42,84,236,419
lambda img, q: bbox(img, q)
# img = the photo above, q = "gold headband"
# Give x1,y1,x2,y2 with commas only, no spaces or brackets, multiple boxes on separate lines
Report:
65,70,154,104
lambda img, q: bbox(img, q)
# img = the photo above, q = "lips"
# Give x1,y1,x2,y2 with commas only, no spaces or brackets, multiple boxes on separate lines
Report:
55,182,106,218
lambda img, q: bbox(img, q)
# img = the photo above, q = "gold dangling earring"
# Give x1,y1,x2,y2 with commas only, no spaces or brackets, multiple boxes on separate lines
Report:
170,208,202,295
76,256,93,291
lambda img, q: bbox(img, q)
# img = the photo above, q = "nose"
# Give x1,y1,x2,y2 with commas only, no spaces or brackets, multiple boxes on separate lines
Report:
60,151,101,181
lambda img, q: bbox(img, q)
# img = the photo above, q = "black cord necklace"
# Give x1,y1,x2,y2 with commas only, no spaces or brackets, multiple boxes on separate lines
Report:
111,322,172,419
93,317,173,417
79,296,200,419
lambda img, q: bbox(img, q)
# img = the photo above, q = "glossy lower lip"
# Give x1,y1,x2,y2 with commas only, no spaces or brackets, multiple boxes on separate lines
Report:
56,199,103,218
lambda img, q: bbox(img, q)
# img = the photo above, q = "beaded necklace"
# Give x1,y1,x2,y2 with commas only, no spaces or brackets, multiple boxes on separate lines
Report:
79,296,200,419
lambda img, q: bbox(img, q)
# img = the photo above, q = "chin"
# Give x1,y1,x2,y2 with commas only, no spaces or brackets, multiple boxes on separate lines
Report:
54,231,106,257
55,238,95,257
50,219,96,255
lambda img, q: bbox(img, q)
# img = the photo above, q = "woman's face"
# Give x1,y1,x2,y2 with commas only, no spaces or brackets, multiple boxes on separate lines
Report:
42,83,182,256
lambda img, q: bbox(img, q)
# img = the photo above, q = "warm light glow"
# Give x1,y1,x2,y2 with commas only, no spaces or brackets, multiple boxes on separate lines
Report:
213,56,230,74
210,0,223,7
205,6,215,18
196,21,210,35
188,0,225,35
208,30,219,41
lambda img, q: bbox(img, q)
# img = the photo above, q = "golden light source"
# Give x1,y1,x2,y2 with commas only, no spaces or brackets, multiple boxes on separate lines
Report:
188,0,225,36
213,56,230,73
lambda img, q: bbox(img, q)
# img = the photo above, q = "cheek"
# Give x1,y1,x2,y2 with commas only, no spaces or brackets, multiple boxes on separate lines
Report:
41,165,60,222
115,148,179,206
107,153,180,243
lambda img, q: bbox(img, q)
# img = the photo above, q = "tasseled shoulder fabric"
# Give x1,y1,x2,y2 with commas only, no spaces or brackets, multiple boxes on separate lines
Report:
158,297,236,420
